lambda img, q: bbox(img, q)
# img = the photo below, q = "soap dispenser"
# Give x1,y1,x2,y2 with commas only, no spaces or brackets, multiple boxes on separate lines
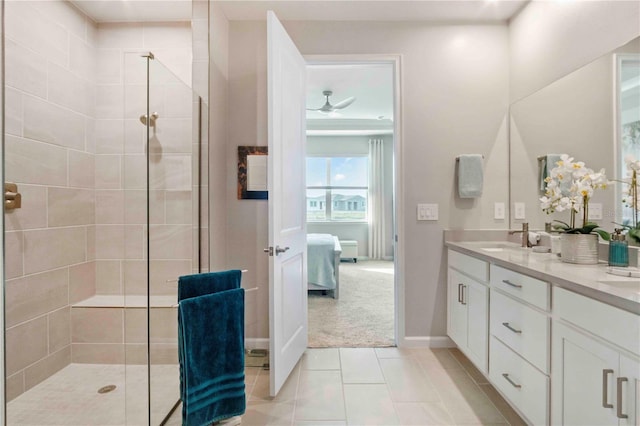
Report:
609,228,629,267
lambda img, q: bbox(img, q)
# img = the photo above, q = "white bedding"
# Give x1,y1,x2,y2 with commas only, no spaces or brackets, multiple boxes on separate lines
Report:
307,234,341,298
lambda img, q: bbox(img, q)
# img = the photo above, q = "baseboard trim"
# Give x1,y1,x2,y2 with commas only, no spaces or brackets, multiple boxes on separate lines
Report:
398,336,455,348
245,338,269,350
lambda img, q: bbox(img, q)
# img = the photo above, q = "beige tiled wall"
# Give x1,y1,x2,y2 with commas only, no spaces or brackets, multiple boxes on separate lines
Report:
4,0,194,400
4,0,97,401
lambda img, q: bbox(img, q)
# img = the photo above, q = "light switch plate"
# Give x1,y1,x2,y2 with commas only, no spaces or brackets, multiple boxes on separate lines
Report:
514,202,526,220
494,202,505,220
590,203,603,220
417,204,438,221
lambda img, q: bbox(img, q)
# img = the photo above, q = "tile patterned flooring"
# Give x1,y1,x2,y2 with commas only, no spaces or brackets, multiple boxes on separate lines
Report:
167,347,526,426
8,347,526,425
7,364,179,425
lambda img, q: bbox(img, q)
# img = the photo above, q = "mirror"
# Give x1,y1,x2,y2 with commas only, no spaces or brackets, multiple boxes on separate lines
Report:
510,36,640,231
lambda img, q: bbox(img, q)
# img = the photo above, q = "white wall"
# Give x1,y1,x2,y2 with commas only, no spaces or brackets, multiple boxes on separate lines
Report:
225,20,509,341
509,0,640,103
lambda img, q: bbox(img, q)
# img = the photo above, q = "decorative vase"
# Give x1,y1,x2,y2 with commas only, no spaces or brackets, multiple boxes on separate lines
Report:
560,233,599,264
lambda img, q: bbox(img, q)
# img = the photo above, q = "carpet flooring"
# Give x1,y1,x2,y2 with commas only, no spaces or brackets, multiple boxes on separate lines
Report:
308,260,395,348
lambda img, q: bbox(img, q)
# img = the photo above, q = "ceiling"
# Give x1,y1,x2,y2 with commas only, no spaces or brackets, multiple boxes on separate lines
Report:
70,0,192,22
217,0,528,23
71,0,528,24
71,0,527,133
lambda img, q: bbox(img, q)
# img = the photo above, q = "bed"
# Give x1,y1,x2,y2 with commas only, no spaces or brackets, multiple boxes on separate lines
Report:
307,234,342,299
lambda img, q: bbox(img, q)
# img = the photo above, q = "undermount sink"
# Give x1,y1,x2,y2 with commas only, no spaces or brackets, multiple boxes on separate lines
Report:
597,279,640,291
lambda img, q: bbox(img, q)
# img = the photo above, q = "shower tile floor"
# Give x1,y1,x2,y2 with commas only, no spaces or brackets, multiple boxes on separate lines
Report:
7,363,179,425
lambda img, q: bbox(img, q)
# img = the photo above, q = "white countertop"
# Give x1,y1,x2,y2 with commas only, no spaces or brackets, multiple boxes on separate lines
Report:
445,240,640,315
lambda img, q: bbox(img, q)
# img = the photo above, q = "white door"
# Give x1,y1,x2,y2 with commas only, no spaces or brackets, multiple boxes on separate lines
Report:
267,10,308,397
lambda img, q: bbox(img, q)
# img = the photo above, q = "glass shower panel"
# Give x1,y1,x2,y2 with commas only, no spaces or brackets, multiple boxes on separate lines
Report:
124,54,197,424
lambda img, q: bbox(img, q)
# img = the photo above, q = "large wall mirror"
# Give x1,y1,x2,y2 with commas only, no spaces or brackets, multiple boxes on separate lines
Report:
510,36,640,231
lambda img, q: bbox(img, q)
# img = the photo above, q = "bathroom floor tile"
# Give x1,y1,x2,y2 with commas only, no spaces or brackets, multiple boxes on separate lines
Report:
374,347,414,359
250,364,300,403
379,357,440,403
339,348,385,384
302,348,341,370
294,370,346,421
393,402,455,425
425,367,508,424
479,384,528,426
412,347,463,371
448,347,489,384
242,400,295,426
343,384,400,425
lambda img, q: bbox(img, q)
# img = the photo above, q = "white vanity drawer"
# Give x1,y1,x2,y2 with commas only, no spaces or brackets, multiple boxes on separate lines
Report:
490,336,549,426
490,290,550,373
554,287,640,356
448,250,488,282
490,265,549,310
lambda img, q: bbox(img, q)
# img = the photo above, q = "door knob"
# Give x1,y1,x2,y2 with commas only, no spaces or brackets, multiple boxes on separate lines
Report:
275,246,290,255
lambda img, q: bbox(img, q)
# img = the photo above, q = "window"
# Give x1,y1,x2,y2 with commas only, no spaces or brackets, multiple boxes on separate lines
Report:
306,156,368,222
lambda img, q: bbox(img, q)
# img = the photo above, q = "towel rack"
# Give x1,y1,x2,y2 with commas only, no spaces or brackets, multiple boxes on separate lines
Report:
455,155,484,162
166,269,249,284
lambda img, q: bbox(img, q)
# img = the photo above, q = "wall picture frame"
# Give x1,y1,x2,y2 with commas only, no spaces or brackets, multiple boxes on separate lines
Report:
238,146,268,200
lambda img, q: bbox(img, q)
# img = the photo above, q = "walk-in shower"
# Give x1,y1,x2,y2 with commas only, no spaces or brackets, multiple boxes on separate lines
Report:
2,1,209,424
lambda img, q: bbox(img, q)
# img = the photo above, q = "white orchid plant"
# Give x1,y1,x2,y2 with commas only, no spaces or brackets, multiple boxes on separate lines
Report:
540,154,610,240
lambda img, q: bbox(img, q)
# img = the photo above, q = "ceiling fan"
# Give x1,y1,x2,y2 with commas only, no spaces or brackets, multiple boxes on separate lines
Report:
307,90,356,113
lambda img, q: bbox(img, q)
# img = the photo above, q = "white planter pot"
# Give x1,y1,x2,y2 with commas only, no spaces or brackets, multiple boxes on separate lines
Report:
560,233,599,264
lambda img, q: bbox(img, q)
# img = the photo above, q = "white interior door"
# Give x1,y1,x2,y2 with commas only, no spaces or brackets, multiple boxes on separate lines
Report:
267,10,308,397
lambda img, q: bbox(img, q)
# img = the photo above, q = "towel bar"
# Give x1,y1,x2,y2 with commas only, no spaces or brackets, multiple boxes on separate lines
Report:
166,269,249,283
172,286,257,306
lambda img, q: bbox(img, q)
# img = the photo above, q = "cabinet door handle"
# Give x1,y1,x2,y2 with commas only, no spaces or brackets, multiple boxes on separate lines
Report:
602,369,614,408
458,283,463,303
617,377,629,419
502,373,522,389
461,284,467,305
502,322,522,334
502,279,523,289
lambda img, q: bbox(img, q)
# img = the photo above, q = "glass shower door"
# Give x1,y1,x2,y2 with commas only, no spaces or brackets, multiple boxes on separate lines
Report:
121,52,194,424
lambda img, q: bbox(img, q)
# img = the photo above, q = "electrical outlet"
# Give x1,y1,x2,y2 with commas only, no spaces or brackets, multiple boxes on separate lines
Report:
417,204,438,221
494,202,505,220
590,203,603,220
514,202,526,220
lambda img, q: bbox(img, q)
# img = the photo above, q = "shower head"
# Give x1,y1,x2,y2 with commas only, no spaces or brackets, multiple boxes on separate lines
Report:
139,112,159,126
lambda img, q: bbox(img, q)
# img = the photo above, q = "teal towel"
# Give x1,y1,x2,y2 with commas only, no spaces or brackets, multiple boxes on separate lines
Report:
457,154,484,198
178,270,242,301
179,288,246,426
541,154,562,191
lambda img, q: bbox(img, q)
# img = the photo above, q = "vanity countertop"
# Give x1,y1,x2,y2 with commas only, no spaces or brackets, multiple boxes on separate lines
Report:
445,240,640,315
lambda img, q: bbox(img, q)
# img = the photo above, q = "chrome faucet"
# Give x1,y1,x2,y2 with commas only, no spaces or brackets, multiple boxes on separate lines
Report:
509,222,530,247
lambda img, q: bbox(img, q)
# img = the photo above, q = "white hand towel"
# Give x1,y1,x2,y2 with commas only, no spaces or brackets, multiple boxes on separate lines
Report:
457,154,484,198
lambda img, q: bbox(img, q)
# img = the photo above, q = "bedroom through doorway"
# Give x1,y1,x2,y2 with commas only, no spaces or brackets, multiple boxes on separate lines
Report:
305,61,397,348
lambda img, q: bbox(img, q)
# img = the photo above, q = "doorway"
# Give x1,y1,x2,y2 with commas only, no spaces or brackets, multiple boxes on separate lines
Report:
304,61,398,348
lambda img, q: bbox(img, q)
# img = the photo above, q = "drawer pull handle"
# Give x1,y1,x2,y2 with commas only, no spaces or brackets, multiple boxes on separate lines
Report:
502,322,522,334
461,284,467,305
617,377,628,419
502,373,522,389
602,369,614,408
458,283,463,303
502,279,522,288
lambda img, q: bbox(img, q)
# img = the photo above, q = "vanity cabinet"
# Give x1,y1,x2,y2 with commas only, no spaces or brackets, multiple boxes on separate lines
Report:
552,287,640,426
447,250,489,373
489,265,550,424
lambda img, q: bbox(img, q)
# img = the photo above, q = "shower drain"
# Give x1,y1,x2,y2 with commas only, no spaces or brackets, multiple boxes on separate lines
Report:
97,385,117,394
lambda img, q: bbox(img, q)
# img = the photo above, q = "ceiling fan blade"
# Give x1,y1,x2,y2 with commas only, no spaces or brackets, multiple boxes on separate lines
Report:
332,96,356,110
306,107,323,111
